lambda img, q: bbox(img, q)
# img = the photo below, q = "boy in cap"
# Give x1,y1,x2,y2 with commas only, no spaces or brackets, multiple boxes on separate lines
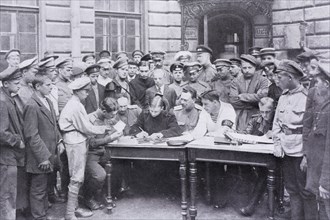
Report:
229,54,268,131
23,74,65,220
260,48,276,64
0,67,25,220
210,59,233,103
83,64,105,114
59,77,110,220
273,60,318,220
97,58,114,86
229,58,242,78
129,61,155,108
82,54,96,66
132,50,144,63
196,45,216,84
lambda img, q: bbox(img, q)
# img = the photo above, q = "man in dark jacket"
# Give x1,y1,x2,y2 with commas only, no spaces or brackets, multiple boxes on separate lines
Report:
0,67,25,220
24,74,64,220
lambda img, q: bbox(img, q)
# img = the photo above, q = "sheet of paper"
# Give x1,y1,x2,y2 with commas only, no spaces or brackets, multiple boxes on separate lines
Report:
113,120,126,132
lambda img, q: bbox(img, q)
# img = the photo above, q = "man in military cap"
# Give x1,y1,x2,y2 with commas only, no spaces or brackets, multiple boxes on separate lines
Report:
229,58,243,78
169,62,185,99
248,46,262,62
273,59,318,220
129,61,155,108
149,50,172,85
174,51,192,64
41,51,59,62
55,58,74,113
183,62,211,99
173,86,214,139
145,68,177,110
71,62,87,81
261,61,282,107
15,56,39,114
210,59,233,103
127,59,139,82
99,50,112,60
83,64,105,114
5,49,21,68
229,54,268,131
0,67,25,220
196,45,216,84
132,50,144,63
297,50,320,88
97,58,115,86
116,51,128,60
82,54,96,66
59,77,110,219
106,58,131,103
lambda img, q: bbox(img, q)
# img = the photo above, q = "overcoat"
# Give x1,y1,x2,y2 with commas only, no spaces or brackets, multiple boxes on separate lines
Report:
23,93,61,173
229,71,268,131
83,83,105,114
145,85,177,110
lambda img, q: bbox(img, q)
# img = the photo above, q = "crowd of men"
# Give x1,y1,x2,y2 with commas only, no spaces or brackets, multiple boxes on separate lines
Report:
0,44,329,220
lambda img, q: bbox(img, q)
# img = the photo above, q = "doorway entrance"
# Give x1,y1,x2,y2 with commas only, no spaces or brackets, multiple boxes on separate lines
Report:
199,14,252,59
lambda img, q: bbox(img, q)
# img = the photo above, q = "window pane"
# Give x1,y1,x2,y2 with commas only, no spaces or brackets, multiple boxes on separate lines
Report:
0,13,14,33
111,36,125,52
126,37,136,52
111,18,125,36
127,0,140,13
127,19,140,36
95,18,104,35
0,0,15,5
110,0,126,12
18,13,36,33
0,35,16,51
96,36,107,53
19,34,36,53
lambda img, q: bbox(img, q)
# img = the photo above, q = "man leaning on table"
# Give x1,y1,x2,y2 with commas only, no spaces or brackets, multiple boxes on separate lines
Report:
272,60,318,220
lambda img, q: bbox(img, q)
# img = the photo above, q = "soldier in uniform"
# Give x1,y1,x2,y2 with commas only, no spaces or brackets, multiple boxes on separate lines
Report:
229,54,269,131
97,58,115,86
302,61,330,219
196,45,216,84
296,50,320,88
149,51,172,84
173,86,214,139
55,58,74,113
168,62,185,100
82,54,96,66
115,51,128,60
59,77,110,219
183,62,211,100
174,50,192,64
273,60,318,220
210,59,233,103
98,50,112,60
0,67,25,220
132,50,144,63
40,51,59,62
15,56,39,115
261,61,282,107
229,58,243,79
71,62,87,81
129,61,155,109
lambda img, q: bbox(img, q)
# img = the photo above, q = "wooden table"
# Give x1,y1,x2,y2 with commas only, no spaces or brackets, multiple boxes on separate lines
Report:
186,137,277,220
105,141,188,220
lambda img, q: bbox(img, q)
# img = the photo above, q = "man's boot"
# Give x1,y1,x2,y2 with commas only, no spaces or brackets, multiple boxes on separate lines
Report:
239,176,266,216
65,191,78,220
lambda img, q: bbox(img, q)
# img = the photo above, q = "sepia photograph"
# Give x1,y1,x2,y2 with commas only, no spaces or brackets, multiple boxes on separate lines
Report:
0,0,329,219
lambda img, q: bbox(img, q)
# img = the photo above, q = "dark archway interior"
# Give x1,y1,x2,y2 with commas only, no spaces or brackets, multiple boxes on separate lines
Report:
209,15,245,58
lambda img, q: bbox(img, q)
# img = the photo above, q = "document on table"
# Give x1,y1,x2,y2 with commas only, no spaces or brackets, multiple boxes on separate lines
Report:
225,132,274,144
113,120,126,132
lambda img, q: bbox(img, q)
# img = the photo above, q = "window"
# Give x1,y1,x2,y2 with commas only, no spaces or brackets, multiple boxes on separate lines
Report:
0,0,38,71
95,0,142,56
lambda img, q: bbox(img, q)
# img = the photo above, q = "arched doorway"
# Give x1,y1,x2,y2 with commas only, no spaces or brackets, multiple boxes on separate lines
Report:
198,14,252,59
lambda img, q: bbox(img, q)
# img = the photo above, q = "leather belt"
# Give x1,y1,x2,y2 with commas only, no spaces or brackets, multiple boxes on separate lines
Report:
282,126,303,135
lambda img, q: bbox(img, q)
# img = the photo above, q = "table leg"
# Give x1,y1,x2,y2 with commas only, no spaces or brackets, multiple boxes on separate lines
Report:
277,159,285,213
205,162,211,204
105,158,114,214
267,169,276,219
179,160,187,220
189,161,197,220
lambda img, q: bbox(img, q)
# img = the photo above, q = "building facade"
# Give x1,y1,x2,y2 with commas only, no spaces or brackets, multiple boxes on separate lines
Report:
0,0,329,70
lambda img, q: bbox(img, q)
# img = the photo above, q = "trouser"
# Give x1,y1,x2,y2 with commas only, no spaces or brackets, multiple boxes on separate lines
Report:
17,166,29,210
0,165,17,220
30,173,49,220
319,198,330,220
283,156,318,220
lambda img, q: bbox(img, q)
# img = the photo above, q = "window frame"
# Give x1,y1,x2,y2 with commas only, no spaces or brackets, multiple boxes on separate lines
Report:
95,0,144,56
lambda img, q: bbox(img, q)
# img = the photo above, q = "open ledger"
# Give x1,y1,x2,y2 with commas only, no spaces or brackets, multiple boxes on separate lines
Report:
225,132,274,144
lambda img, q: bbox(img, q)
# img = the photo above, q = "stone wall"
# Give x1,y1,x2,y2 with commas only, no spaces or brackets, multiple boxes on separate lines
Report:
272,0,330,58
146,0,182,61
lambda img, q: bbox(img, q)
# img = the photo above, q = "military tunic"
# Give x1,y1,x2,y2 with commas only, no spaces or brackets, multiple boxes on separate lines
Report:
55,76,73,113
115,105,142,135
198,63,216,84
